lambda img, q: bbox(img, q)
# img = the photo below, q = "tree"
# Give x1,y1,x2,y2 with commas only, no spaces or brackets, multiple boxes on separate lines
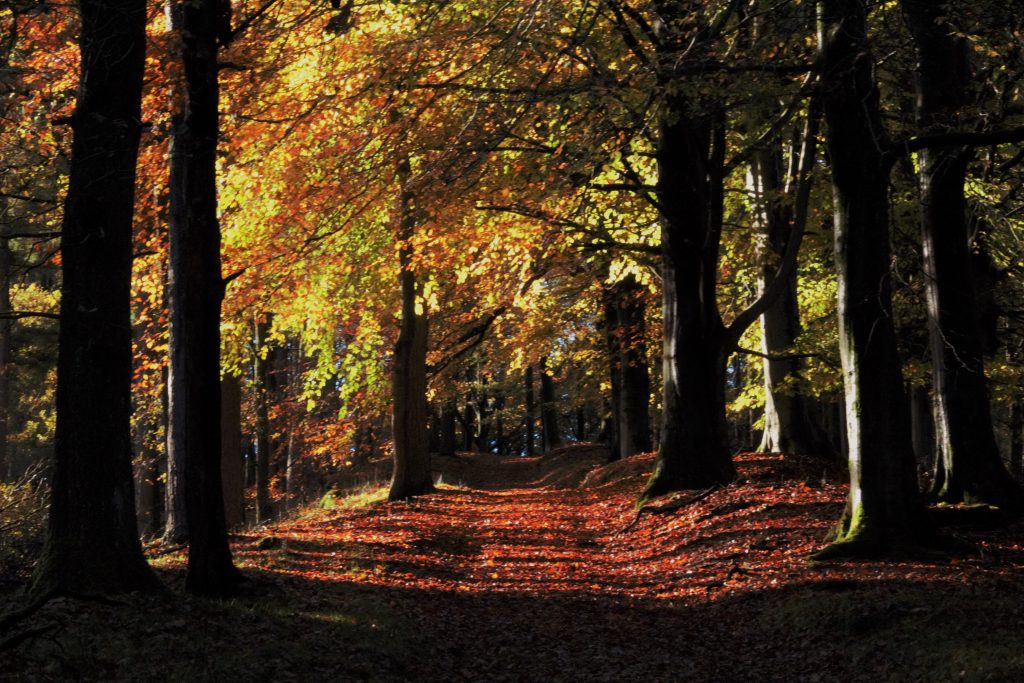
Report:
813,0,940,558
540,356,561,452
169,0,242,595
32,0,159,595
752,112,831,458
902,0,1023,511
389,159,434,500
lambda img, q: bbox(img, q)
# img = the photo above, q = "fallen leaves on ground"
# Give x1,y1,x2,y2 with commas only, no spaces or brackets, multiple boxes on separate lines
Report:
3,452,1024,682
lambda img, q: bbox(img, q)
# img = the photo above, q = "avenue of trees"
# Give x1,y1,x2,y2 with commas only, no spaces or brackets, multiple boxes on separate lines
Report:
1,0,1023,595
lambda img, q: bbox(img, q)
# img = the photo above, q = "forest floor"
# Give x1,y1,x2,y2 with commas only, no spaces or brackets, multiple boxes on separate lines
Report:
3,447,1024,682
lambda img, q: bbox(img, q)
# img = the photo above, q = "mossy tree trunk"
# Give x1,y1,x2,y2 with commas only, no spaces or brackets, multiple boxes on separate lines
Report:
33,0,159,595
814,0,939,558
902,0,1023,512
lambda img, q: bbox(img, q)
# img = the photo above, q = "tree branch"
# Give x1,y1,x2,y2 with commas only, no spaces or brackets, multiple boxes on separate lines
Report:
725,96,821,348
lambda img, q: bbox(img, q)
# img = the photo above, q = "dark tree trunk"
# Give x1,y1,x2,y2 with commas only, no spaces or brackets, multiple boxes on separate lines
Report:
134,419,160,539
643,90,735,498
221,373,244,529
908,384,934,472
0,223,10,481
524,365,535,456
253,317,274,523
902,0,1023,511
616,275,652,458
601,286,622,461
389,160,434,500
171,0,241,594
439,402,458,456
539,356,561,452
813,0,939,558
33,0,159,594
1010,399,1023,480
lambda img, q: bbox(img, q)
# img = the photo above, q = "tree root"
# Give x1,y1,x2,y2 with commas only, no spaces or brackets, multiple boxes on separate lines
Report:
619,486,720,534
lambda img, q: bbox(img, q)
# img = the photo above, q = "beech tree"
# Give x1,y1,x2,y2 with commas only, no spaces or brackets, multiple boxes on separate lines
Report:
813,0,940,557
168,0,241,595
33,0,159,595
902,0,1024,512
389,159,433,500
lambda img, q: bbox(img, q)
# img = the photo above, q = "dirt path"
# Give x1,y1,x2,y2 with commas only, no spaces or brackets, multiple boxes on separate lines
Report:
4,453,1024,681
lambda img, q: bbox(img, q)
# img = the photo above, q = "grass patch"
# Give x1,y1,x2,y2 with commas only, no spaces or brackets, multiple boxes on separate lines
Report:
318,483,388,511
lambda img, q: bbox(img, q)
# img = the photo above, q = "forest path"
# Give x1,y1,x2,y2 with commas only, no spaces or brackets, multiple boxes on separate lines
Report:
6,454,1024,681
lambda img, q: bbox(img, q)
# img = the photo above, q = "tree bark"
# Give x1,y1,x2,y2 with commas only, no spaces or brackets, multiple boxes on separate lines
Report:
0,221,11,481
33,0,159,594
162,0,188,543
908,383,934,472
539,356,561,452
813,0,939,558
750,137,831,458
439,401,458,456
616,275,652,458
389,160,434,500
643,89,735,498
902,0,1023,511
1010,399,1023,481
221,373,244,529
170,0,241,594
601,287,622,461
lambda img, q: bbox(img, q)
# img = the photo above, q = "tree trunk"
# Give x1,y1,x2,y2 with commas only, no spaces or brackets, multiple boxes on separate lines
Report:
0,221,11,481
902,0,1023,511
616,275,652,458
908,384,934,472
643,90,735,498
750,140,831,458
601,287,622,461
1010,399,1023,481
162,7,189,541
813,0,939,558
221,373,244,529
439,402,458,456
524,365,535,456
389,160,434,500
253,317,274,523
134,421,160,539
172,0,241,595
539,356,561,452
33,0,159,594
